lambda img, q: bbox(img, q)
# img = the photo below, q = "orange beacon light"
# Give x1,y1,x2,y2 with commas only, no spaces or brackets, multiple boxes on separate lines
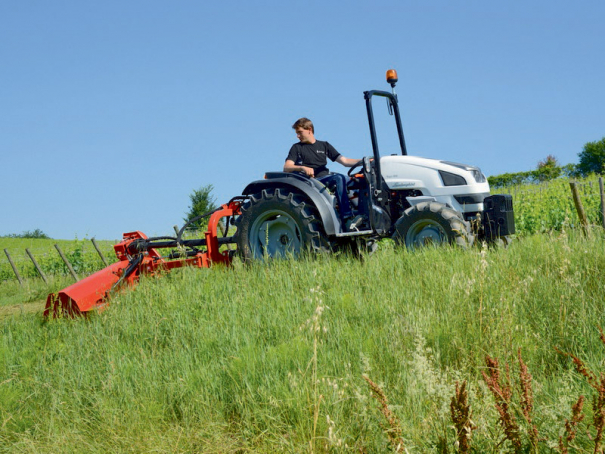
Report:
386,69,398,87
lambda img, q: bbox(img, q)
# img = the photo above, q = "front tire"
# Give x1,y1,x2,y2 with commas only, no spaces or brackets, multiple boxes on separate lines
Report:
392,201,473,249
235,189,331,260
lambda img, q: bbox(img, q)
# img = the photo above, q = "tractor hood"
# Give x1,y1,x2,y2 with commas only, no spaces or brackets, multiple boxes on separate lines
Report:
379,155,491,212
380,155,487,186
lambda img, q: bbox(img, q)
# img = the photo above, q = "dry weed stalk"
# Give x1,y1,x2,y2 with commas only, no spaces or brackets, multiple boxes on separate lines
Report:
482,355,523,453
595,386,605,452
450,380,477,453
517,349,539,451
362,374,406,453
558,395,585,454
555,327,605,454
572,361,605,454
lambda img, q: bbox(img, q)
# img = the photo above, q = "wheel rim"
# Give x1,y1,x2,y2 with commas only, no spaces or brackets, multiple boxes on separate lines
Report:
405,219,448,248
249,209,302,258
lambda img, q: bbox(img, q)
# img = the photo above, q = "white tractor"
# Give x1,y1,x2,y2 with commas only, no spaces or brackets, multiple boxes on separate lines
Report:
235,70,514,258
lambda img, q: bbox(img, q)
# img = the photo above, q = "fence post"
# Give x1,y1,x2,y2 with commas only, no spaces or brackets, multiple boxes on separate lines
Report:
569,181,588,235
25,248,48,284
599,177,605,229
3,249,23,285
91,238,109,267
54,244,79,282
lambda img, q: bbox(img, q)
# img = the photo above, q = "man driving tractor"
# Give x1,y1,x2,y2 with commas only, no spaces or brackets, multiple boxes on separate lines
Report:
283,117,363,229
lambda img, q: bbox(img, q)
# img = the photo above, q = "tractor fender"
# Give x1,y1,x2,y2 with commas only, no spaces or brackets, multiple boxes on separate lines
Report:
241,176,342,235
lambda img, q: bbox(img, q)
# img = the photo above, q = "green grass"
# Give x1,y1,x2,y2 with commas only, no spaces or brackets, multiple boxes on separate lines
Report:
1,229,605,452
0,275,77,311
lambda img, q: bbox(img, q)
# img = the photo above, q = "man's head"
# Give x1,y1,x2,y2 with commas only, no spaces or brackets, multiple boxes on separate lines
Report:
292,117,315,144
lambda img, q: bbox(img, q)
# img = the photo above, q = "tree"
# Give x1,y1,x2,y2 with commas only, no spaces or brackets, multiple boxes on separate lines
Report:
561,163,580,179
183,184,218,231
2,228,50,239
537,154,558,168
23,228,50,239
534,154,561,182
577,137,605,177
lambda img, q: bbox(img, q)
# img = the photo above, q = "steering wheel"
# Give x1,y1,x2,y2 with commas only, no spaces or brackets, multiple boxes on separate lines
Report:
348,156,371,177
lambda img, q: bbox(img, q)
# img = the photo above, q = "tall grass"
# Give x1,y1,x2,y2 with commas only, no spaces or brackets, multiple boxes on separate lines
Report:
1,229,604,452
0,274,75,310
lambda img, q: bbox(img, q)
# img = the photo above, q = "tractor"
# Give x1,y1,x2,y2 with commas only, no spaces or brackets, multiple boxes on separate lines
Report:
234,69,514,259
45,69,514,317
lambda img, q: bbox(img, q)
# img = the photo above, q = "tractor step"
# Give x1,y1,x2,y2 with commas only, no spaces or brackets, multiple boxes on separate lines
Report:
334,229,374,238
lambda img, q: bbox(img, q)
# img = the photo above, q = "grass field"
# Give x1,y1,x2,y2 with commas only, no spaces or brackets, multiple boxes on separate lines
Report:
1,227,605,452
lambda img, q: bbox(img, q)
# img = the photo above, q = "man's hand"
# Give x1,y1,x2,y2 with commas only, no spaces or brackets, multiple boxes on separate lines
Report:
300,166,314,177
284,160,315,177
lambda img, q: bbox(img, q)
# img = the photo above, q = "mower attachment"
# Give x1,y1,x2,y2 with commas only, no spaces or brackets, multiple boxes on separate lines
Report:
44,199,242,318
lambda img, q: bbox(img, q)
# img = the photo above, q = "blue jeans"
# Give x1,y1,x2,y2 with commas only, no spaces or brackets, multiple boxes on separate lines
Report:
318,173,353,219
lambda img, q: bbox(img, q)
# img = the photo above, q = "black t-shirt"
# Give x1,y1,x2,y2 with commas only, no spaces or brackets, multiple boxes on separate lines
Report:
285,140,341,178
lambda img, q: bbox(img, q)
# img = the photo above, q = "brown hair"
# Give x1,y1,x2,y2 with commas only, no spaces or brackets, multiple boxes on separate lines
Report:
292,117,314,133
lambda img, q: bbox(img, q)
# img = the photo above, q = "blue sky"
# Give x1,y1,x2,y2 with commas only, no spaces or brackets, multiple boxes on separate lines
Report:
1,1,603,240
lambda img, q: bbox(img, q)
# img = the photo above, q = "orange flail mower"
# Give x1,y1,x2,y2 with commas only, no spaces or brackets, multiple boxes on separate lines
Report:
44,199,243,318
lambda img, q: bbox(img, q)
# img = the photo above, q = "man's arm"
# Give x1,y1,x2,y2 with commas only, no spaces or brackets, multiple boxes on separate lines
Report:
336,156,361,168
284,159,315,177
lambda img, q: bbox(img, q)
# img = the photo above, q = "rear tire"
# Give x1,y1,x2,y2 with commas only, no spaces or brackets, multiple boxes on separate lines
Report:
392,202,473,249
235,189,331,260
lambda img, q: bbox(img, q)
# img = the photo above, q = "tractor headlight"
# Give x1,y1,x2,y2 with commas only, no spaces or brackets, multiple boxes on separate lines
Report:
471,169,486,183
439,170,467,186
440,161,486,184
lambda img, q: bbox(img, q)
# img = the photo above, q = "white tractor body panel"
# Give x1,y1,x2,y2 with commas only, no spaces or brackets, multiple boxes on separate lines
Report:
380,155,491,214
